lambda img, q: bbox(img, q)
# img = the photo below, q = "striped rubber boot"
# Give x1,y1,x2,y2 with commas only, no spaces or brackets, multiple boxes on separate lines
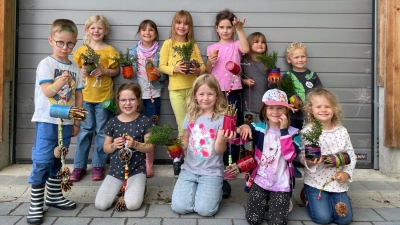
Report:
27,184,45,225
45,177,76,210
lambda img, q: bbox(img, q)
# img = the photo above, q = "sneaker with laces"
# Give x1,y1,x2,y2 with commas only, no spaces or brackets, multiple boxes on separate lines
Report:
92,167,105,181
70,168,86,182
172,161,182,177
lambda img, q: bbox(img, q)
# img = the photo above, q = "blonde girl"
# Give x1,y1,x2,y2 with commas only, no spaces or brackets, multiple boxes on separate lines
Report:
95,82,154,211
239,89,300,225
72,15,120,182
159,10,206,176
300,88,357,225
171,74,235,216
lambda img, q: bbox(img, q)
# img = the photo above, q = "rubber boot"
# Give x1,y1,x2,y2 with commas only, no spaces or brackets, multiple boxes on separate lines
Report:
45,177,76,210
146,150,155,178
27,183,45,225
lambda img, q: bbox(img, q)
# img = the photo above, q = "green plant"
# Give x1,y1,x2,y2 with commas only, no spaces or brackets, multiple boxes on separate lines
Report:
277,76,296,98
109,48,136,67
256,51,278,69
146,124,182,146
173,40,194,62
80,44,100,66
300,118,323,147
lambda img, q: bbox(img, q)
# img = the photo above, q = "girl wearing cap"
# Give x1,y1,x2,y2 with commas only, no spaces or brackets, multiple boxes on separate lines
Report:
238,89,301,225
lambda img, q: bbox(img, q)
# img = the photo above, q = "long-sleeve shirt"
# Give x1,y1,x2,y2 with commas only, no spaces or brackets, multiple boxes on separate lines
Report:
159,39,205,91
300,125,357,193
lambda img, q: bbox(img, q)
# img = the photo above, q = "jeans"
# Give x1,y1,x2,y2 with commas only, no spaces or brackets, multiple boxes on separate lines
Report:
171,169,223,216
73,102,112,169
29,122,72,184
143,97,161,118
304,184,353,225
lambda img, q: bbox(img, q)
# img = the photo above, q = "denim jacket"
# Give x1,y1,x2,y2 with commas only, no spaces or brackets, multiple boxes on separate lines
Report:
129,43,167,89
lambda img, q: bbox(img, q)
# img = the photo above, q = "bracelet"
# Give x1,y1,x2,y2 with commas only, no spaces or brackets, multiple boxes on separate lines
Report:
73,124,80,127
49,84,57,93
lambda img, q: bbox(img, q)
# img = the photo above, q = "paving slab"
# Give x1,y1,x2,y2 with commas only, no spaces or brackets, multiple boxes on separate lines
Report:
112,204,146,218
147,204,179,218
45,203,85,217
90,217,126,225
16,216,57,225
198,218,233,225
53,217,91,225
214,205,245,219
358,181,395,191
0,215,22,224
163,218,197,225
0,185,29,202
78,203,113,217
352,208,385,222
374,208,400,221
126,218,162,225
7,176,29,186
0,202,20,215
10,202,49,216
0,175,18,185
288,206,311,220
385,181,400,190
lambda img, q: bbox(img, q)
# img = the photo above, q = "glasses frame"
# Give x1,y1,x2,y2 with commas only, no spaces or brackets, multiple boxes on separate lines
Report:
51,37,76,49
118,98,137,104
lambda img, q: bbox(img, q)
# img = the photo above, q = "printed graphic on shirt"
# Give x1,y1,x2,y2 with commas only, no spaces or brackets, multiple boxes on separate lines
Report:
188,122,216,160
48,68,77,106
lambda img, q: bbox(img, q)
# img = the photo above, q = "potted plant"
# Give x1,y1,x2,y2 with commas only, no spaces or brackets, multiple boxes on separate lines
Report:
300,117,323,161
173,40,195,74
256,50,280,83
109,48,137,79
146,124,183,158
80,44,100,73
145,59,158,82
277,76,303,109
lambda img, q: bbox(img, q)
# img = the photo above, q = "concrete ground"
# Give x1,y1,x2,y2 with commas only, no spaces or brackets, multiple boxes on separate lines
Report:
0,164,399,225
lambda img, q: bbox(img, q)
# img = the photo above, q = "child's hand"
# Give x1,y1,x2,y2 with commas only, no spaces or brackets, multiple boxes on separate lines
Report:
279,114,288,129
233,17,246,30
61,71,72,85
71,125,79,137
113,137,126,149
90,64,105,78
268,76,279,84
303,154,323,167
336,172,350,185
218,129,236,142
208,54,218,65
152,68,161,77
189,64,201,75
288,104,299,113
238,124,252,140
243,79,255,87
173,61,185,73
80,68,89,77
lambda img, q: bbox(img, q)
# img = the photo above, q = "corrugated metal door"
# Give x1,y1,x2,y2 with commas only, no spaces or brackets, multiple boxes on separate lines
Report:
16,0,373,168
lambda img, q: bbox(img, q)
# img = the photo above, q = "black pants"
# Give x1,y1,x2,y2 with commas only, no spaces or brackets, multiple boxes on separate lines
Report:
245,183,291,225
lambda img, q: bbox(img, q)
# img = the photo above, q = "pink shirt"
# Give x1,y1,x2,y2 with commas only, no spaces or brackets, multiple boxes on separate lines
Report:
207,40,243,91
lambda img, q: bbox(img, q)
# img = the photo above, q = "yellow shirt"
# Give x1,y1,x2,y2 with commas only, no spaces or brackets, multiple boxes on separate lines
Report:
159,39,205,90
73,45,119,102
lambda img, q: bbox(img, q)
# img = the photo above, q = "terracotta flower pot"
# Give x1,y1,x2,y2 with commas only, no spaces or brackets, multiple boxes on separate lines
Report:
289,95,303,109
146,66,158,81
121,65,134,79
83,62,96,73
305,145,321,161
166,140,183,158
267,68,281,83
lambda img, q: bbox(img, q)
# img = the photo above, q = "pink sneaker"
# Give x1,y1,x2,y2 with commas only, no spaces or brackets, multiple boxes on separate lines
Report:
92,167,105,181
70,168,86,182
224,171,237,180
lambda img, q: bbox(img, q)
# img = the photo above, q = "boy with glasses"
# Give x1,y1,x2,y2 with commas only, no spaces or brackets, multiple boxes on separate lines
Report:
27,19,84,225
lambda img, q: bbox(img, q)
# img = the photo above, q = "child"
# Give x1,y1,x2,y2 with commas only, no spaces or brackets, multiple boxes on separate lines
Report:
242,32,277,124
240,89,300,225
206,9,250,178
282,42,323,178
71,15,120,182
171,74,235,216
95,82,154,211
300,88,357,225
159,10,206,176
129,19,167,178
27,19,83,225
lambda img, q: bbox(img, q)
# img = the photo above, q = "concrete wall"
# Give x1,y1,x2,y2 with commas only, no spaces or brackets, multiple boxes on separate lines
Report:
15,0,374,167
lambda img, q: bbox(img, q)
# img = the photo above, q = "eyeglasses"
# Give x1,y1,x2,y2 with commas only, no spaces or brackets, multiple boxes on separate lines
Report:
51,37,76,49
119,98,137,104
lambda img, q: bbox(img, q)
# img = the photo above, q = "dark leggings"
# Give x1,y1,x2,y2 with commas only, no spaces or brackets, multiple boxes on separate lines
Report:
245,183,291,225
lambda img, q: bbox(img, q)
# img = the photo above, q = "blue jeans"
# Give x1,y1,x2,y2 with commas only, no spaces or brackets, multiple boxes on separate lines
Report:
143,97,161,118
29,122,72,184
73,102,112,169
304,184,353,225
171,169,223,216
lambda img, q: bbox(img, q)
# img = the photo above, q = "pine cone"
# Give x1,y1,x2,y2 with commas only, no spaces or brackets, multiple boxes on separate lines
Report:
61,166,71,177
115,196,127,211
335,202,348,217
119,149,131,161
61,179,73,192
54,146,61,158
60,146,69,157
151,115,159,124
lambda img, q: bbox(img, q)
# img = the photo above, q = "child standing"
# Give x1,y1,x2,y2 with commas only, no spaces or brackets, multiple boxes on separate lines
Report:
159,10,206,176
240,89,300,225
171,74,235,216
27,19,83,225
95,82,154,211
281,42,323,178
300,88,357,225
71,15,120,182
129,19,167,178
242,32,277,124
206,9,250,175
